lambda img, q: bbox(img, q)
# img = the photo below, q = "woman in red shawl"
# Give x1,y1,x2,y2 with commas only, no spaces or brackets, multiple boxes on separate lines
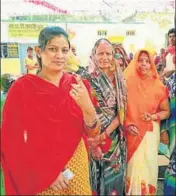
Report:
123,49,170,195
1,26,100,195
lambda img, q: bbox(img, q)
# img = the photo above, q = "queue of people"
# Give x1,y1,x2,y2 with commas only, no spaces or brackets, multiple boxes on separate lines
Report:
1,26,175,195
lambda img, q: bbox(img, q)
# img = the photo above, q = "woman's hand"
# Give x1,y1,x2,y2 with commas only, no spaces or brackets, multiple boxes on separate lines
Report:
50,172,69,190
88,132,107,149
88,136,101,149
91,146,103,160
69,74,94,113
141,112,152,121
127,125,139,136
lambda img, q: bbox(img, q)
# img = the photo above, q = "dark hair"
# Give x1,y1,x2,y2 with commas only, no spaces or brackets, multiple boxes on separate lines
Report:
1,74,15,93
168,28,175,36
27,47,33,52
37,26,70,69
157,63,164,73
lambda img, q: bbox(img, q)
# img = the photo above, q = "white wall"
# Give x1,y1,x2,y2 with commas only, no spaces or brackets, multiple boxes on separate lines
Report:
1,21,173,66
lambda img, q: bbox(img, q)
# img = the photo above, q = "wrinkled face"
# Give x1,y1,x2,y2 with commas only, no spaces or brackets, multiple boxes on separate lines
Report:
37,35,70,72
168,33,176,46
95,41,113,70
137,52,151,76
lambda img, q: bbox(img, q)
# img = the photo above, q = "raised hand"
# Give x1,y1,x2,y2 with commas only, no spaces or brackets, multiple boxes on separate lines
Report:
69,74,94,113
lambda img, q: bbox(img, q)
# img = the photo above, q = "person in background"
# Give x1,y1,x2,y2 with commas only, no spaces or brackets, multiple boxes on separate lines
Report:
159,29,176,157
1,74,16,196
163,28,175,77
113,44,129,70
1,26,100,195
87,38,127,196
163,53,176,195
129,52,134,62
157,63,165,82
114,53,126,71
71,44,81,64
160,48,166,65
24,46,39,74
64,50,89,79
71,44,77,56
123,49,170,195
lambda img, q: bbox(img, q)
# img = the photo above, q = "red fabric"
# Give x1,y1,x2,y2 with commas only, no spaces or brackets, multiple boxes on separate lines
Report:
1,73,91,195
163,45,176,58
100,137,112,153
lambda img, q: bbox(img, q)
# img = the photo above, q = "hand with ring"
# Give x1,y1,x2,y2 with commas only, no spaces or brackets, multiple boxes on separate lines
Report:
141,112,152,121
91,146,104,160
50,172,69,190
127,125,139,136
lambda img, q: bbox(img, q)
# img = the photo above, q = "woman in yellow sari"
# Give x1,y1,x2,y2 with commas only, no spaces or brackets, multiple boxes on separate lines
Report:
123,49,170,195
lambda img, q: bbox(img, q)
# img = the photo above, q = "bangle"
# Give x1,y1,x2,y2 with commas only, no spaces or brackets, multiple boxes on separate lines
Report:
104,130,109,138
156,113,161,121
100,130,109,144
84,117,98,129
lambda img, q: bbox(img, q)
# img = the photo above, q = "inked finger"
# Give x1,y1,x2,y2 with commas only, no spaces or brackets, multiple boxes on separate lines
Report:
69,90,77,100
63,178,69,186
75,75,85,88
55,183,63,190
71,84,80,91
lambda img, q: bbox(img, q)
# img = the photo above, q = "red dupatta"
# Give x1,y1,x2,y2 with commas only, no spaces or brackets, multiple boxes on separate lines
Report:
1,73,89,195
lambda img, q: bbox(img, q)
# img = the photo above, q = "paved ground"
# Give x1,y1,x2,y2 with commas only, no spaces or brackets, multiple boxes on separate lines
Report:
157,158,168,196
157,180,164,195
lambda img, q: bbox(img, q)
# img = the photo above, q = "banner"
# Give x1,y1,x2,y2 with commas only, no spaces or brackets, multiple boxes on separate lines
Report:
24,0,67,14
0,43,19,58
107,36,124,43
126,30,136,36
8,23,47,38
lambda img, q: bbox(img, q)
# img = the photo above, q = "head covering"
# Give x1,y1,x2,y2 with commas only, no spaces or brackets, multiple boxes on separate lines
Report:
90,38,127,127
123,49,168,162
114,53,122,60
113,44,129,69
123,49,159,79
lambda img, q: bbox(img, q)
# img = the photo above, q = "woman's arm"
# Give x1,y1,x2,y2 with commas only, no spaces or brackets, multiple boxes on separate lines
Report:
70,75,101,137
151,98,170,121
105,116,119,136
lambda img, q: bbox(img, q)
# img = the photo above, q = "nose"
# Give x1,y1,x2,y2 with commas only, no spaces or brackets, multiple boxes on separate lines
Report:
55,50,64,58
141,60,147,67
102,53,108,59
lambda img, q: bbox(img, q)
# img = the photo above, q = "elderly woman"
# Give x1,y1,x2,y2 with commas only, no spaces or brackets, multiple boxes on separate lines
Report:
1,26,100,195
87,38,127,195
123,49,170,195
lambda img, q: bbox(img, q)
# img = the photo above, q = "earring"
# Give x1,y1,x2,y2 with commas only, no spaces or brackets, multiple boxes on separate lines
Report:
110,63,115,72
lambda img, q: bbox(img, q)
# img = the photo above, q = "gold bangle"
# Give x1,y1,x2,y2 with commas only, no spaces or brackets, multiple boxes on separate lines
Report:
84,117,98,129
